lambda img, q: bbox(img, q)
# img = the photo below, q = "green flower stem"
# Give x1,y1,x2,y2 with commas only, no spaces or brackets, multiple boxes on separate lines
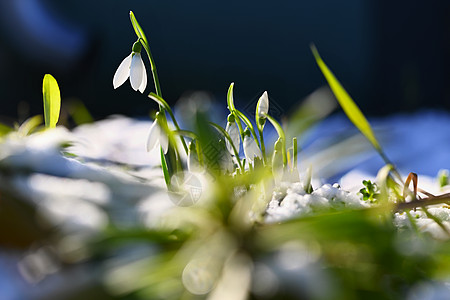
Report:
149,93,189,155
258,127,266,164
129,11,162,97
160,147,171,187
209,122,244,171
226,83,245,141
139,38,162,97
234,110,260,149
265,114,287,166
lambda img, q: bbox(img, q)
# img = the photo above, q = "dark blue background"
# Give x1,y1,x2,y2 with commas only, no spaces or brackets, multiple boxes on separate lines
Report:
0,0,449,120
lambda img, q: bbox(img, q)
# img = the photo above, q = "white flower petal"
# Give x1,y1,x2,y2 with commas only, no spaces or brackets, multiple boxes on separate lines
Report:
225,122,240,155
138,61,147,93
113,54,132,89
243,135,262,162
159,129,169,154
257,91,269,118
130,53,144,91
146,120,160,152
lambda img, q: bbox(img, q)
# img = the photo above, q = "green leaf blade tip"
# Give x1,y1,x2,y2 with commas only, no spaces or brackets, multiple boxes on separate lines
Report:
310,45,381,151
42,74,61,129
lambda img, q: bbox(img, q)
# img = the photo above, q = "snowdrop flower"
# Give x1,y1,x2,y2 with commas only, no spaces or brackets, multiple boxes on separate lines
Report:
272,138,284,182
225,114,240,155
256,91,269,119
146,113,168,154
113,42,147,93
243,128,262,163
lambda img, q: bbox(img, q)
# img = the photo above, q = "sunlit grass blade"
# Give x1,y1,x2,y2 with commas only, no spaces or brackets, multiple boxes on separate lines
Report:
311,45,380,151
17,115,43,136
42,74,61,129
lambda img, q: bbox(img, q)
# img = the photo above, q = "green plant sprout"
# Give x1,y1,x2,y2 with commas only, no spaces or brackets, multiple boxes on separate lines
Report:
42,74,61,129
359,180,379,203
113,11,450,220
113,12,299,189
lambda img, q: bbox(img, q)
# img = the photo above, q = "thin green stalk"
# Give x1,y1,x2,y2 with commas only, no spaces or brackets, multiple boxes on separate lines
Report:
227,83,245,140
149,93,189,154
234,110,260,149
422,207,450,237
139,38,162,97
129,12,162,97
209,122,244,171
265,114,287,166
258,127,266,164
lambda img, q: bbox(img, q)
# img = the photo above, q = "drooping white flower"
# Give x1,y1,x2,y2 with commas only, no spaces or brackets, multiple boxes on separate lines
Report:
243,129,262,163
225,114,240,155
113,51,147,93
146,117,168,154
256,91,269,118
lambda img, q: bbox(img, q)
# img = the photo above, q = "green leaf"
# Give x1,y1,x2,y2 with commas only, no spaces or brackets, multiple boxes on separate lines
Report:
148,93,172,112
265,114,287,166
42,74,61,129
161,147,171,188
227,82,236,111
234,109,259,147
311,45,381,151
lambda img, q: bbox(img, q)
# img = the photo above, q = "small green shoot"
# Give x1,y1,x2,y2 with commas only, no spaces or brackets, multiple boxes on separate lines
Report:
359,180,379,203
42,74,61,129
438,169,449,188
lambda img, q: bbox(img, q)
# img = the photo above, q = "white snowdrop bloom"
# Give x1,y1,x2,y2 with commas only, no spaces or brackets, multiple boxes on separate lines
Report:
146,118,168,154
113,52,147,93
256,91,269,118
243,130,262,163
225,121,240,155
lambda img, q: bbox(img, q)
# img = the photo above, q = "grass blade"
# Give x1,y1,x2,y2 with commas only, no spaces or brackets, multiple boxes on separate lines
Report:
42,74,61,129
311,45,380,151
